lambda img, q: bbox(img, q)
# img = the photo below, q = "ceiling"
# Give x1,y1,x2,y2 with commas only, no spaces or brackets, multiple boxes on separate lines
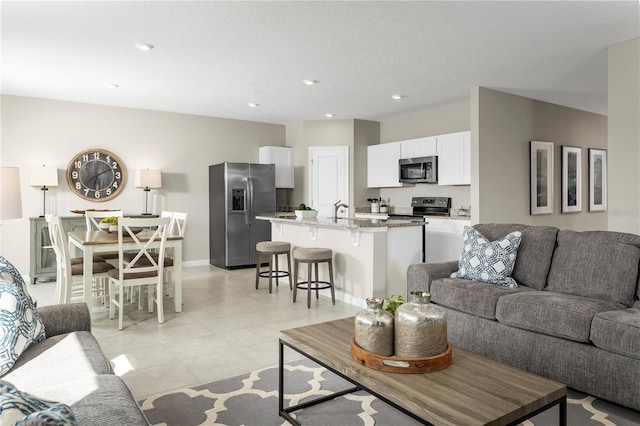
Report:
1,1,638,125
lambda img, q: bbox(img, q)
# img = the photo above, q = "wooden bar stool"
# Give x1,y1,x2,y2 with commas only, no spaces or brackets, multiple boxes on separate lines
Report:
255,241,292,293
292,247,335,308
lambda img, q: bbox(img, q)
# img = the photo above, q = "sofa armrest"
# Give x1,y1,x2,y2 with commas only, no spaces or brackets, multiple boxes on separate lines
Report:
407,261,459,294
38,303,91,337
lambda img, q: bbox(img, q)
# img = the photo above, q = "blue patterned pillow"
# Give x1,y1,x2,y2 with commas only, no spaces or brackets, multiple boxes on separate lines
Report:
0,256,46,376
0,381,76,425
451,226,522,288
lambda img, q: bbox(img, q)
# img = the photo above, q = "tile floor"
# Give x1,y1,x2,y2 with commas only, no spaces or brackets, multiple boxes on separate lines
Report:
29,264,362,400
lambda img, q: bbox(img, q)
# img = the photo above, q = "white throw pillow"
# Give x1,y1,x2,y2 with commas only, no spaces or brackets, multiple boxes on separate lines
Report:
0,256,46,376
451,226,522,287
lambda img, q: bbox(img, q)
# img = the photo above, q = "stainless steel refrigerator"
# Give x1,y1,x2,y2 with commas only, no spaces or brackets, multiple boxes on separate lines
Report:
209,162,276,269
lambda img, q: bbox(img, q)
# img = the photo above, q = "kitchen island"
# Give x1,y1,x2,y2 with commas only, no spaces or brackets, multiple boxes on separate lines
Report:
256,215,424,307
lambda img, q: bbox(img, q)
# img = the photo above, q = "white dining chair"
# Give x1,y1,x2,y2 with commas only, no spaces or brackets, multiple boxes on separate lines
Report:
108,217,170,330
147,211,188,298
85,210,124,262
163,211,188,297
85,210,124,230
46,215,115,304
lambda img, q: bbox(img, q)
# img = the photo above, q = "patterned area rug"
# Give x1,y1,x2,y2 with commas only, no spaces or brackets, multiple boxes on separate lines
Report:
139,359,640,426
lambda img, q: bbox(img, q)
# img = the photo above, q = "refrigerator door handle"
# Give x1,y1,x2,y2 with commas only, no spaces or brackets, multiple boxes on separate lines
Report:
246,177,253,226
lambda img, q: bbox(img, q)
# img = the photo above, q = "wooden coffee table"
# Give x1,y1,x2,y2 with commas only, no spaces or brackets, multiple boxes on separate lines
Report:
279,317,566,426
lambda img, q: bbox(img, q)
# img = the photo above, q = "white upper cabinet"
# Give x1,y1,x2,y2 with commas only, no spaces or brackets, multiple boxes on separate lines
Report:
399,137,437,159
367,142,403,188
259,146,294,188
437,131,471,186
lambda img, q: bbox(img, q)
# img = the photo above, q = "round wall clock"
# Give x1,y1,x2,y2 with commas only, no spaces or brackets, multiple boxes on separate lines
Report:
66,148,126,201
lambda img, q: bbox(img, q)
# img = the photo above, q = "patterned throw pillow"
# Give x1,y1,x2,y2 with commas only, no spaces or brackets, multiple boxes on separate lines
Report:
0,381,77,425
451,226,522,288
0,256,46,376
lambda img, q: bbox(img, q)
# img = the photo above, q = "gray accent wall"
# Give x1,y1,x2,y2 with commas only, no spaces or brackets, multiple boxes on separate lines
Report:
608,37,640,234
472,87,607,230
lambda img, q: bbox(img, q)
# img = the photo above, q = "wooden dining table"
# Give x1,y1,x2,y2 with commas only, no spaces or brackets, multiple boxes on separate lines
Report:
67,229,183,312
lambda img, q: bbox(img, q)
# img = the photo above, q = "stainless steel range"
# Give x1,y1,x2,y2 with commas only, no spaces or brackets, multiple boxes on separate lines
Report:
387,197,451,263
388,197,451,220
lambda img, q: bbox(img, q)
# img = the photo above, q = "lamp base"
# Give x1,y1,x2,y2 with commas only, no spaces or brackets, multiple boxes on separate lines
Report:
141,213,153,216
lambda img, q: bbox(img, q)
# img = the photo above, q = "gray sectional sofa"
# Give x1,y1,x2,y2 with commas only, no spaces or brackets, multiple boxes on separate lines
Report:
408,223,640,411
3,302,149,425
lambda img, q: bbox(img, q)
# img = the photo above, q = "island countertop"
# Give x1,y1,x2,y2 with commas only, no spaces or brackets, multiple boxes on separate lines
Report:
256,214,424,229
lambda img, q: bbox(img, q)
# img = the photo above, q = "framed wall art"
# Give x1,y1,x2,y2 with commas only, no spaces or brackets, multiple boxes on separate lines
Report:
589,148,607,211
530,141,554,215
561,146,582,213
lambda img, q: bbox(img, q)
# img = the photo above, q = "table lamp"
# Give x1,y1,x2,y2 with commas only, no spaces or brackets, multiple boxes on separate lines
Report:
1,167,23,220
135,169,162,215
30,165,58,217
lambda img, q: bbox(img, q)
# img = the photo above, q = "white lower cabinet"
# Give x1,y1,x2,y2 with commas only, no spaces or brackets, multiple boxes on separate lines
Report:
367,142,402,187
425,218,470,263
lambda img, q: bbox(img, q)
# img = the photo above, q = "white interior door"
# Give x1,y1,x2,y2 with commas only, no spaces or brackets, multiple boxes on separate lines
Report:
309,146,349,218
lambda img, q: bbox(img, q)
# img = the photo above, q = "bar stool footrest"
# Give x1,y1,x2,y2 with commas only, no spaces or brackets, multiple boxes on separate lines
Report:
296,281,331,291
259,270,290,279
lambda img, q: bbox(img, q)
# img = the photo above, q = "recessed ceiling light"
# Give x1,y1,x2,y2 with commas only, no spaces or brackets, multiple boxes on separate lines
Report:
106,84,119,89
391,94,406,100
135,43,155,51
248,103,259,108
325,113,335,118
303,80,318,85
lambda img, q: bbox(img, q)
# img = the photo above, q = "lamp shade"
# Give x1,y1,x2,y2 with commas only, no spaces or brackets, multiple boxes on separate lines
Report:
1,167,23,220
135,169,162,189
30,165,58,187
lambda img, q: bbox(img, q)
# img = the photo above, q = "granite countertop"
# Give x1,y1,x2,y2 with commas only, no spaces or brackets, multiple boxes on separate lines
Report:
257,215,425,229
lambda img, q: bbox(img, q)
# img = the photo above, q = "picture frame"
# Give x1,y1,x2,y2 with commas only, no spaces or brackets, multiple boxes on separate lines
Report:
588,148,607,212
530,141,554,215
561,146,582,213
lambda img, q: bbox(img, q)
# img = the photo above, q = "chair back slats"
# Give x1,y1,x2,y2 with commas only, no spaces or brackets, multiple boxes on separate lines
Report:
159,211,189,237
172,212,189,237
116,217,170,281
85,210,124,230
46,215,70,270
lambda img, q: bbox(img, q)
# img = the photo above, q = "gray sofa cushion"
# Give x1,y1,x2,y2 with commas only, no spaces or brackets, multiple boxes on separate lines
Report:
473,223,558,290
430,278,535,320
4,331,112,390
591,308,640,360
29,375,149,426
496,291,625,342
546,230,640,307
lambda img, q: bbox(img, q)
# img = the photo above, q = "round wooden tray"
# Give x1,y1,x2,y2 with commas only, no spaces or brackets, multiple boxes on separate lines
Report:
350,337,452,374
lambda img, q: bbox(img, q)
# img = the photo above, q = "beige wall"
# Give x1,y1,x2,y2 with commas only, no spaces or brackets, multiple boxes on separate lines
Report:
379,102,472,211
608,37,640,234
1,95,285,273
472,87,608,230
285,119,379,211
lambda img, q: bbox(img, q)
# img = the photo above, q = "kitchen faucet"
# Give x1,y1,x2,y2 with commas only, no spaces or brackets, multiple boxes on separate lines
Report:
334,200,349,219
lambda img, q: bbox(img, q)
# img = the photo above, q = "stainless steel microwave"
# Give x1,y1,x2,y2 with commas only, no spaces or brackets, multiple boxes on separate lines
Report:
399,156,438,184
